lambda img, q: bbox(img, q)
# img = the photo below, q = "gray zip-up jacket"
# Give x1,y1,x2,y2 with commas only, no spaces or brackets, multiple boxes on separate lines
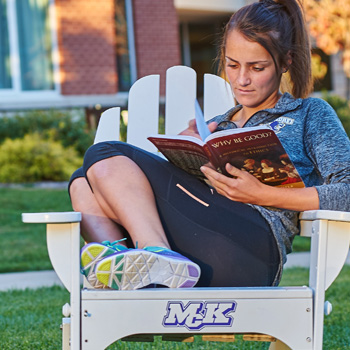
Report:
208,93,350,284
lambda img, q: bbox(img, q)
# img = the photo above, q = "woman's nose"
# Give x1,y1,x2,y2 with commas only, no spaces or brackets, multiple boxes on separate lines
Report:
237,68,251,86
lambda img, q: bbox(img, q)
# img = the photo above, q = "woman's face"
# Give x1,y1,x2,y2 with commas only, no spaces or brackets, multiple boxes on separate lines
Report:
225,30,281,111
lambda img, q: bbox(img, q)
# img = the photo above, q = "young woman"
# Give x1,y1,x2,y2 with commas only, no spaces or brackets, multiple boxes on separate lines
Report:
69,0,350,290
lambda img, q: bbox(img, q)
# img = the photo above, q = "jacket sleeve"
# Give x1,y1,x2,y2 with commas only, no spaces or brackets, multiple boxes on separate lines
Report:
304,99,350,211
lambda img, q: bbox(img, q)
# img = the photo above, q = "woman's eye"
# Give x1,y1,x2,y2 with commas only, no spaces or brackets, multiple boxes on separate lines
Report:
227,64,238,69
253,67,264,72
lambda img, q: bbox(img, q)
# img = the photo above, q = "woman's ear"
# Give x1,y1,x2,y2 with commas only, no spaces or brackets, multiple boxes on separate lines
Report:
283,50,292,72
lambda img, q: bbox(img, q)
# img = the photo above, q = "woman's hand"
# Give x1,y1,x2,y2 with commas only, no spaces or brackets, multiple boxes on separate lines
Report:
200,163,320,210
200,163,267,205
179,119,218,139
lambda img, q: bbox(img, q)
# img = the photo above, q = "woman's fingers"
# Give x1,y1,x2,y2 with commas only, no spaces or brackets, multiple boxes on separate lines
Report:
200,163,265,204
208,121,218,132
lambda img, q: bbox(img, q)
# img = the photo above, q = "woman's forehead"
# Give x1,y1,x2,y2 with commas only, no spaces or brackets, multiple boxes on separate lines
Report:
225,30,272,62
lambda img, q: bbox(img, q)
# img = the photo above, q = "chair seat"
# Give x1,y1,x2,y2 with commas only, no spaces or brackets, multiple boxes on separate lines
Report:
82,285,313,300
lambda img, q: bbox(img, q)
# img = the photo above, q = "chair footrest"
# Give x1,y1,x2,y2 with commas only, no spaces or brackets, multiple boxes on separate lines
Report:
162,334,194,342
202,334,236,342
121,334,155,342
120,333,278,343
243,333,277,342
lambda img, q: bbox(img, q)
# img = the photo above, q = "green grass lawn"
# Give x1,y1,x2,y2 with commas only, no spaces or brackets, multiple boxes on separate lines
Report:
0,187,72,272
0,267,349,349
0,187,349,349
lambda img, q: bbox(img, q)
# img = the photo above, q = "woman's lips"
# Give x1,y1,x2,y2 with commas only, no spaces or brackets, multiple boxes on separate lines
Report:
237,89,254,93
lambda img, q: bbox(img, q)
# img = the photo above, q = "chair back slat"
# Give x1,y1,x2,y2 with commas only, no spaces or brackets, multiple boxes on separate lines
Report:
94,107,121,144
203,73,235,121
165,66,197,135
127,74,160,152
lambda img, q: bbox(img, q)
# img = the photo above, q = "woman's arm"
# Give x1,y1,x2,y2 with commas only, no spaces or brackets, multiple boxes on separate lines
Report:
303,100,350,212
200,163,320,211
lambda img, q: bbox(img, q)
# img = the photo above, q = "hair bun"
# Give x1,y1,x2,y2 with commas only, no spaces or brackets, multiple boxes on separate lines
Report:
259,0,275,5
259,0,284,10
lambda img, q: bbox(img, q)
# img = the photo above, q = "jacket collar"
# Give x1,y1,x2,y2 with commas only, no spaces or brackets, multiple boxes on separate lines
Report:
215,93,303,130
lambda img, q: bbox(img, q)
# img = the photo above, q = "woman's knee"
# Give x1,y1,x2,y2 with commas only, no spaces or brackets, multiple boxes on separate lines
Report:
68,167,85,196
83,141,128,176
69,177,91,203
84,141,125,163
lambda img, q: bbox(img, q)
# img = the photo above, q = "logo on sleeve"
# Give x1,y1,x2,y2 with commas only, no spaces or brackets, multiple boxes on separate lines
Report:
162,301,236,330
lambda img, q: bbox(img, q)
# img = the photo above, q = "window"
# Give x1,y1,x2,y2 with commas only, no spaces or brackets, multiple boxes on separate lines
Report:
0,0,56,92
0,0,11,89
180,19,229,97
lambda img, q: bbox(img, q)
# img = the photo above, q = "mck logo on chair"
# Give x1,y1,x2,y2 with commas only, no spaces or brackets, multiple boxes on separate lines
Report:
162,301,236,330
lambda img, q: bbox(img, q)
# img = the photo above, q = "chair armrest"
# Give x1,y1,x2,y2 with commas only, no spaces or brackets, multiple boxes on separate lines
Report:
22,211,82,293
22,211,81,224
299,210,350,238
298,210,350,292
299,210,350,222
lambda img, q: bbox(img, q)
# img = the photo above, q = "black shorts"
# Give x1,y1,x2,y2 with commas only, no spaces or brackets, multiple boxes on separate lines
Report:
69,141,280,287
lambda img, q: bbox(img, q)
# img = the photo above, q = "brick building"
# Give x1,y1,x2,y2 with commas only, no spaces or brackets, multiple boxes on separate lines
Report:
1,0,183,110
0,0,347,111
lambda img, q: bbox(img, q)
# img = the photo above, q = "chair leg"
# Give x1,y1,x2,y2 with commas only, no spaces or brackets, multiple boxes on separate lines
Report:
269,340,292,350
62,317,71,350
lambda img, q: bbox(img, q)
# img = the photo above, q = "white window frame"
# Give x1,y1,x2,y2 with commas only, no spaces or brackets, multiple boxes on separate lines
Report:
125,0,137,85
1,0,60,100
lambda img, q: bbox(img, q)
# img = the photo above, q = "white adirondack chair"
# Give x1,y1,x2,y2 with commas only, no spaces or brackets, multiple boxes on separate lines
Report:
22,66,350,350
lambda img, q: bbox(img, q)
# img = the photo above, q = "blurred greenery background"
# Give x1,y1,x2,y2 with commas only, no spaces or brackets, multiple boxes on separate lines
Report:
0,93,349,184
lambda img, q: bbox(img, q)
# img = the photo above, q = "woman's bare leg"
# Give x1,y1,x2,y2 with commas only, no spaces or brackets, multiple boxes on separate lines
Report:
86,155,170,249
75,155,200,290
70,177,127,244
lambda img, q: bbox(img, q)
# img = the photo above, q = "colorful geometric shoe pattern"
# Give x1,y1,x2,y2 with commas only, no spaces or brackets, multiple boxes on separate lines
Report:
95,246,201,290
80,239,128,289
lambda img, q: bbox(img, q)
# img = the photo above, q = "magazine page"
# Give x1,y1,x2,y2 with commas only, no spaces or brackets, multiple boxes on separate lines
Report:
195,100,211,140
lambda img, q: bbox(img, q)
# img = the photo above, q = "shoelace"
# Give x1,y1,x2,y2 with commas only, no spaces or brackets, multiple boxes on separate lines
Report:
144,246,169,253
101,237,128,250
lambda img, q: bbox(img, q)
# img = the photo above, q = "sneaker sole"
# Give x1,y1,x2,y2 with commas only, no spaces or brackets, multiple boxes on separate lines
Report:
95,249,200,290
81,243,116,289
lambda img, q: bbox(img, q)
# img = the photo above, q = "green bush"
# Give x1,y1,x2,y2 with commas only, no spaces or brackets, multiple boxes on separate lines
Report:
0,133,82,183
322,93,350,137
0,109,95,156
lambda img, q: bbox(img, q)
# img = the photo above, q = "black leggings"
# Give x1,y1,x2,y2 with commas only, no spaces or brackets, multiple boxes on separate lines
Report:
69,141,280,288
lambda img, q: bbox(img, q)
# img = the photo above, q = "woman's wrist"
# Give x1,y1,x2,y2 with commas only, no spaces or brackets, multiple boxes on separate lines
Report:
259,186,319,211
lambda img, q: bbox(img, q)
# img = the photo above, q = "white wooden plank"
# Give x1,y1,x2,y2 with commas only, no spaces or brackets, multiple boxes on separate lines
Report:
165,65,197,135
22,212,81,223
203,73,235,120
94,107,121,144
300,209,350,222
324,221,350,290
127,74,160,152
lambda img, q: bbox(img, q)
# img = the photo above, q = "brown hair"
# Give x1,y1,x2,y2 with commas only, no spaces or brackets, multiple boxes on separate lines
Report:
218,0,313,98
